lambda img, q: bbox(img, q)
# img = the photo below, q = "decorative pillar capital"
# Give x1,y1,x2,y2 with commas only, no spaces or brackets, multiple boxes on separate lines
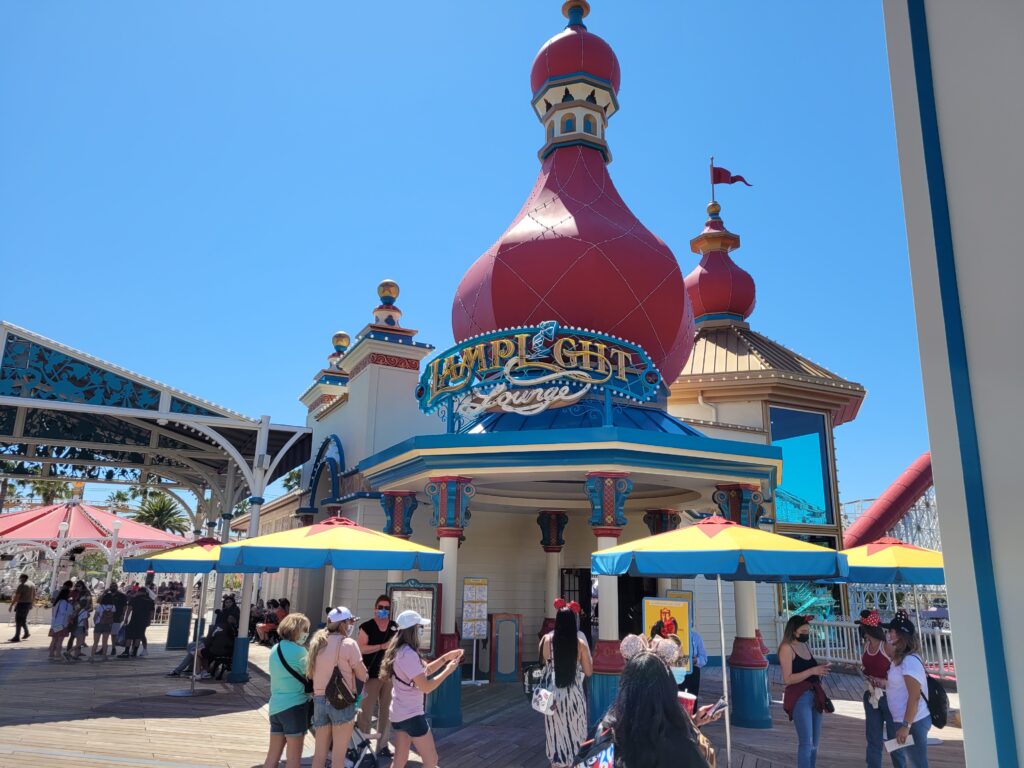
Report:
585,472,632,534
713,483,764,527
643,508,681,536
536,510,569,553
426,476,474,537
380,491,419,539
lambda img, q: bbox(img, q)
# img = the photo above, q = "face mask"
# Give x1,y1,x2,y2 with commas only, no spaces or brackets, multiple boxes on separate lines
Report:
671,667,687,685
377,608,390,619
346,623,357,638
298,632,308,644
796,633,810,642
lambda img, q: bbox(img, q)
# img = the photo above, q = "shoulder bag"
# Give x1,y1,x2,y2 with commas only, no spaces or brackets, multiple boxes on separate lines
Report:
325,638,358,709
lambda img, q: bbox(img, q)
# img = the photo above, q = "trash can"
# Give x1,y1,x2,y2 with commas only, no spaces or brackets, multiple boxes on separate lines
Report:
165,607,193,650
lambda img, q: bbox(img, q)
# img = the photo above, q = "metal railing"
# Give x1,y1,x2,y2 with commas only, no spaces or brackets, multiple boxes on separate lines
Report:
774,617,956,681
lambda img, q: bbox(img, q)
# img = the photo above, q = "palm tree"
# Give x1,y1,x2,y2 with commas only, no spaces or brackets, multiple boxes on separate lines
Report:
282,468,303,492
132,493,189,535
106,489,133,513
18,478,73,506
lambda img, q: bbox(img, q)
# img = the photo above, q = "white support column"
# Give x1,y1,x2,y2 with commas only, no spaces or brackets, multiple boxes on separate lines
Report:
735,581,758,638
595,535,619,643
546,550,562,613
438,535,459,635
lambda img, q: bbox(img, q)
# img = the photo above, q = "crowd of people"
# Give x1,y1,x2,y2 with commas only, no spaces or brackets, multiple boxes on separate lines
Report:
779,610,935,768
35,576,155,662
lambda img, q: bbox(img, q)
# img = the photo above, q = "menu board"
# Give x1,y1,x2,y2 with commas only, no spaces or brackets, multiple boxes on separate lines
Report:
462,577,489,640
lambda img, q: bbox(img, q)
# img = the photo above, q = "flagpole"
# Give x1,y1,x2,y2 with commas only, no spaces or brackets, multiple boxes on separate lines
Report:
710,155,715,202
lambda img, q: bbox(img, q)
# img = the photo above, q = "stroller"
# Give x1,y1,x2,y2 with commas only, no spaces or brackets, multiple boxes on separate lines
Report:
325,725,376,768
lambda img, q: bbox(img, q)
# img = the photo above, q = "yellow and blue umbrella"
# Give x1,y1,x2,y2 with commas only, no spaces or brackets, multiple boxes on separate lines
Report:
217,516,444,571
592,515,847,768
123,537,278,574
838,537,943,585
592,516,849,581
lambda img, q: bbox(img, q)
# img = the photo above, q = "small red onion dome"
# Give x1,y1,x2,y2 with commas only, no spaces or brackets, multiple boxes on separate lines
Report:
684,201,755,322
530,1,621,95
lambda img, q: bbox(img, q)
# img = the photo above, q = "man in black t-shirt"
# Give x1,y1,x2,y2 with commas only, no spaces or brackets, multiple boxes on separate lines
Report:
356,594,399,758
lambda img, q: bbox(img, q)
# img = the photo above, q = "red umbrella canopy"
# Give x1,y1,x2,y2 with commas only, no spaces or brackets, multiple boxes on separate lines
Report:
0,502,186,550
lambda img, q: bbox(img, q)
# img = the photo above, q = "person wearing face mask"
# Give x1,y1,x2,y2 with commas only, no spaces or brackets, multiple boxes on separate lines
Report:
779,615,832,768
357,594,399,759
857,610,906,768
307,606,370,768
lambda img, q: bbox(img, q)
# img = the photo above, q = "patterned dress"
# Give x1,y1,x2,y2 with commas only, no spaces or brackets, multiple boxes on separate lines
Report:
544,662,588,766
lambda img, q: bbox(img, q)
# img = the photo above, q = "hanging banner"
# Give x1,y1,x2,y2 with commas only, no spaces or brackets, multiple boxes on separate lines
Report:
415,320,662,420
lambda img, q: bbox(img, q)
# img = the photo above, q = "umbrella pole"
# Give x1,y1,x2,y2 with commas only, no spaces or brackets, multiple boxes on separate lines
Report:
167,571,215,698
717,575,731,768
891,584,898,616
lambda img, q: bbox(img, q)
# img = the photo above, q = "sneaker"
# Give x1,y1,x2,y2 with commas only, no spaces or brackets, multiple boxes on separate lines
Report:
166,671,181,677
138,648,147,658
118,651,130,658
23,632,29,639
199,671,212,680
7,637,19,643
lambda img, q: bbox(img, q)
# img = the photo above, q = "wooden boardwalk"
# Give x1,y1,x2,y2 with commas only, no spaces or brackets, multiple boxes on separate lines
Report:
0,622,966,768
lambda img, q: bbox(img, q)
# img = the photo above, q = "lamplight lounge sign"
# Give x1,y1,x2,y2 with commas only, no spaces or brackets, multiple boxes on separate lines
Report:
415,321,662,420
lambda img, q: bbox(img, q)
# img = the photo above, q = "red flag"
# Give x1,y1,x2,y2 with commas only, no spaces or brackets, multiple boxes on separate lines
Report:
711,166,752,186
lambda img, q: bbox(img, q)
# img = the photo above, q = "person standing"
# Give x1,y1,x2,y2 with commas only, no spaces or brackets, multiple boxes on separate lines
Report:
7,574,35,642
858,610,906,768
308,607,370,768
678,626,708,699
380,610,463,768
779,615,832,768
65,597,90,661
120,584,154,658
884,610,931,767
357,594,398,759
263,613,312,768
106,583,128,653
90,593,116,662
539,606,593,768
47,585,74,661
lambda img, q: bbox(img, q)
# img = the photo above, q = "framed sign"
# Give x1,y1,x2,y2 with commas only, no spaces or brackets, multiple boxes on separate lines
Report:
461,577,488,640
415,320,662,429
642,597,692,675
386,579,441,657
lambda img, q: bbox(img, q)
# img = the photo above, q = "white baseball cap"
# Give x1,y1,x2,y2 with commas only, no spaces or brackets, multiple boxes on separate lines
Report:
328,606,358,623
396,609,424,630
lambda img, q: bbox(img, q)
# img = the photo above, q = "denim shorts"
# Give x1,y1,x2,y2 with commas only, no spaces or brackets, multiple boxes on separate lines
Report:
392,715,429,738
312,695,357,729
269,702,309,737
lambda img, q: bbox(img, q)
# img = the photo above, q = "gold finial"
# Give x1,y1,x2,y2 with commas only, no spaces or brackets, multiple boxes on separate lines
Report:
707,201,722,216
331,331,351,353
562,1,590,21
378,279,400,305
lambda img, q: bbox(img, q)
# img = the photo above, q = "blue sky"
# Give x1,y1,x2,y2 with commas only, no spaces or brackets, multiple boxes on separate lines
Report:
0,1,927,506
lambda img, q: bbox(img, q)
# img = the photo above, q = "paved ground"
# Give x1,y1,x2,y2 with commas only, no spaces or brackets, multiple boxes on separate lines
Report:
0,621,966,768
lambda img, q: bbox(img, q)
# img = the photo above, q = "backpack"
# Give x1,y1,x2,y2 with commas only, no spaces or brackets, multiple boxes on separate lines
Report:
912,654,949,728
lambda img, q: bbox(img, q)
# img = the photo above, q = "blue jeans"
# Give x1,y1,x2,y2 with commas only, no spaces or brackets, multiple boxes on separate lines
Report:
904,717,931,767
865,692,906,768
792,690,822,768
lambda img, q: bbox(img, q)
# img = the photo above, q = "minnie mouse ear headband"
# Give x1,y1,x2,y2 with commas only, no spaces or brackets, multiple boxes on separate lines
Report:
650,636,681,665
856,610,882,628
619,634,649,661
882,609,916,635
553,598,581,615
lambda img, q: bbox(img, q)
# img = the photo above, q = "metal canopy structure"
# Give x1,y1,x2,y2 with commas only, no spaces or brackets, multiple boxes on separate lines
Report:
0,323,312,526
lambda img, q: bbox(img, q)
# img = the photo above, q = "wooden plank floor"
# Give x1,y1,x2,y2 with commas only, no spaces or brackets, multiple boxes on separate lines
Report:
0,622,966,768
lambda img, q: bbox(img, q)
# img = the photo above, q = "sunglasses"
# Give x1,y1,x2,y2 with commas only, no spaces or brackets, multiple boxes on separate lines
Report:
376,604,391,610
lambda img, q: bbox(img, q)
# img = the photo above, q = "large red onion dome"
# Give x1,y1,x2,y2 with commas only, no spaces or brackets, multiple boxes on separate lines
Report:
684,201,755,322
452,2,695,383
530,11,620,95
451,146,695,383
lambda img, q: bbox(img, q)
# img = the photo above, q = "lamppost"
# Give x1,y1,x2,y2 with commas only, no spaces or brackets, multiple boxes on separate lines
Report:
49,521,69,595
105,518,123,585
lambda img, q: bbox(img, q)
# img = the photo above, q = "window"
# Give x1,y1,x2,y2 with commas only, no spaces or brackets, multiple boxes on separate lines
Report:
561,114,575,133
769,406,835,525
583,116,594,135
547,121,555,140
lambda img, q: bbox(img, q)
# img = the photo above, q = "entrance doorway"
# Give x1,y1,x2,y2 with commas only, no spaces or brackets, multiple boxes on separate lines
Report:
560,568,593,646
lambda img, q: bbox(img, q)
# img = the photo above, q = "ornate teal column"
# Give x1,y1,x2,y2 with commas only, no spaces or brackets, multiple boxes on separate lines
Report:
380,491,419,539
424,476,474,727
714,484,772,728
585,471,632,728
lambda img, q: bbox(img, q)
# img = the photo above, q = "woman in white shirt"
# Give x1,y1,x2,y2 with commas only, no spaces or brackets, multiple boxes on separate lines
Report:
883,610,931,767
47,585,73,661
